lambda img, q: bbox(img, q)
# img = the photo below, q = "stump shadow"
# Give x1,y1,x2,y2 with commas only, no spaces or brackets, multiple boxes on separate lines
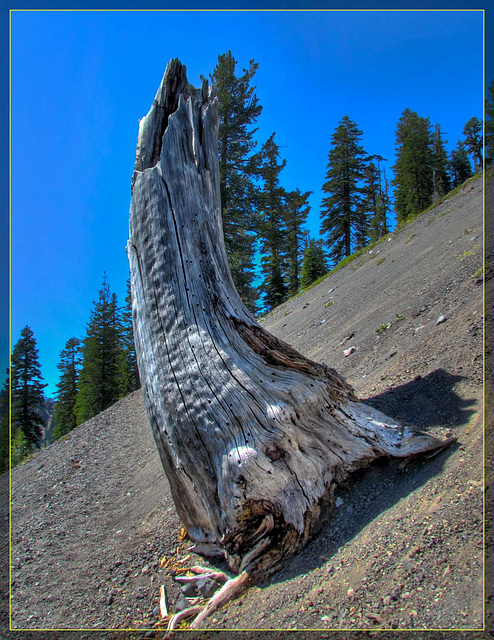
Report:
363,368,476,429
270,368,476,584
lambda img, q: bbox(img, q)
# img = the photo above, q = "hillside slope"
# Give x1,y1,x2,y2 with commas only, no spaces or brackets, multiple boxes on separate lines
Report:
7,173,485,635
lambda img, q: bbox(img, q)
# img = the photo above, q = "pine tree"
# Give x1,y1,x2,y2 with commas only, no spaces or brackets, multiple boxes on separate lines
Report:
432,124,451,200
392,108,434,222
486,80,494,167
284,188,311,296
0,375,9,473
449,142,473,188
121,278,140,393
10,326,46,452
211,52,263,313
300,239,327,289
320,116,367,264
363,157,390,242
463,117,483,172
75,275,127,425
52,337,82,440
257,133,289,309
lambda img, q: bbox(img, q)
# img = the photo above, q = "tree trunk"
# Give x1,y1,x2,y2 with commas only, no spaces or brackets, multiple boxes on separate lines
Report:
127,59,453,576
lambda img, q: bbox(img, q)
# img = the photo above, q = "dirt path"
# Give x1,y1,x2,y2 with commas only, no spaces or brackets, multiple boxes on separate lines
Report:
4,172,488,637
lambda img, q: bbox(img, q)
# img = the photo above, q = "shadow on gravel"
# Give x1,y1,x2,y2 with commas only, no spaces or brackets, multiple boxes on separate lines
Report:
363,368,476,430
270,369,472,585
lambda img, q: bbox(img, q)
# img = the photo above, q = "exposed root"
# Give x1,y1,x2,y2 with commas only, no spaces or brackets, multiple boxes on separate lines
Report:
189,570,252,629
165,605,203,637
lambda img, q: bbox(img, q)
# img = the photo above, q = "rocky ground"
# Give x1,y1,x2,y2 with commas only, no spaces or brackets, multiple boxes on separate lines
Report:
1,171,490,640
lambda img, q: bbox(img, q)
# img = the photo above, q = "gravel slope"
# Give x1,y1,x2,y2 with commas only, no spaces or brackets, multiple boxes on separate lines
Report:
2,171,488,639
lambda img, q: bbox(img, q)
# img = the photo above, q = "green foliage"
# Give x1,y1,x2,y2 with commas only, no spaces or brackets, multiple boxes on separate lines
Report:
284,189,312,296
375,257,386,266
363,156,390,243
432,124,451,200
52,337,82,440
11,428,29,467
121,278,140,394
211,51,262,313
392,108,434,222
300,238,327,289
256,133,289,309
11,326,46,451
74,274,128,425
320,116,367,263
376,322,391,333
486,80,494,167
449,142,473,188
0,376,9,473
463,117,483,172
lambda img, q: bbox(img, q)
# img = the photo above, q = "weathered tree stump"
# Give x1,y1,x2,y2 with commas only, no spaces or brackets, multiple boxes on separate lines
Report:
127,59,453,579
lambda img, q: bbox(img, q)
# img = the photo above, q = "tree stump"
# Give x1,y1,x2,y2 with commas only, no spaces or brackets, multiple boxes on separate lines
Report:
127,59,453,576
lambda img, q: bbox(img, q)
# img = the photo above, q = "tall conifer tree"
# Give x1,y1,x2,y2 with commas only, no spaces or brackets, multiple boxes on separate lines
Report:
363,156,390,242
463,117,483,172
75,275,126,425
432,124,451,200
52,337,82,439
320,116,367,264
257,133,289,309
10,326,46,450
300,239,327,289
211,52,262,312
449,142,473,188
392,109,434,222
284,188,312,295
121,278,140,393
0,375,10,473
486,80,494,167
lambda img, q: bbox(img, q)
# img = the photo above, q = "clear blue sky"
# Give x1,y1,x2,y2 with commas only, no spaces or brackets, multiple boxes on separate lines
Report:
10,9,484,398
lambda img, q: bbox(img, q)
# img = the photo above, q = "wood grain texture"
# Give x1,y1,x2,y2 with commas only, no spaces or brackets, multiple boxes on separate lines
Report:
127,59,453,574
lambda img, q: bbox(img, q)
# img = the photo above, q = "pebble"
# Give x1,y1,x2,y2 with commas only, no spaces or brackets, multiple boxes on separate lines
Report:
335,497,344,508
436,314,447,325
343,346,356,357
383,596,392,606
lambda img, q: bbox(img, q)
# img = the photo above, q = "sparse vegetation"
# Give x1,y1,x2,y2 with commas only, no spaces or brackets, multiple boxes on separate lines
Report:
376,257,386,266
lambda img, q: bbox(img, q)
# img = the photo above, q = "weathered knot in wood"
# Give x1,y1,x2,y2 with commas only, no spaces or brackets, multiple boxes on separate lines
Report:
127,59,455,576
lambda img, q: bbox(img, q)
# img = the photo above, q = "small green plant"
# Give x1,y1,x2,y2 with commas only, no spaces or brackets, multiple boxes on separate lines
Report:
376,257,386,266
472,266,483,279
395,313,405,322
376,322,391,334
283,309,293,317
405,233,416,244
324,300,334,308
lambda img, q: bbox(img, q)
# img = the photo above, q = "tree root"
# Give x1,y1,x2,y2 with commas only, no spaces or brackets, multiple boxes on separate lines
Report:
189,570,252,629
165,605,203,637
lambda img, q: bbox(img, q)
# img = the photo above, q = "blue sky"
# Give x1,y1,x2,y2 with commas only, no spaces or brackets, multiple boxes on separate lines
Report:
10,9,484,398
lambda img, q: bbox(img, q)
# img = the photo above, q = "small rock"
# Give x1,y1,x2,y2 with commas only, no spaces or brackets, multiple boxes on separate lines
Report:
343,346,356,357
346,505,354,514
321,615,331,622
141,564,150,574
327,288,334,294
335,497,344,508
347,587,355,598
196,577,221,598
180,582,198,597
383,596,392,606
401,592,412,600
340,332,354,344
174,593,189,613
436,314,447,325
445,429,453,438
